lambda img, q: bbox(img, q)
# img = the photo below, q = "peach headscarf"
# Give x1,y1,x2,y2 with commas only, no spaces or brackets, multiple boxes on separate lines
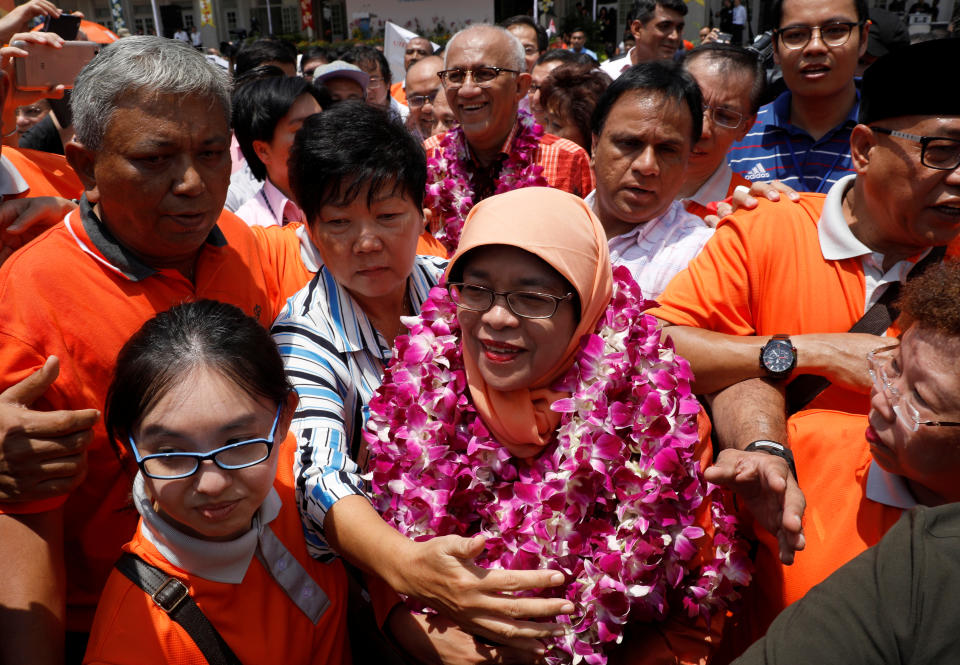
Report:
445,187,613,456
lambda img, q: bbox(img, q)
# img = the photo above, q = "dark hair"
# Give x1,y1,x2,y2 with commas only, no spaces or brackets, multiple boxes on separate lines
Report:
591,60,703,143
301,46,331,71
570,26,586,36
289,101,426,224
536,48,585,66
771,0,870,27
682,43,765,113
342,45,392,88
232,76,326,182
630,0,688,25
105,300,291,453
234,38,297,78
501,15,548,52
539,64,613,154
898,261,960,337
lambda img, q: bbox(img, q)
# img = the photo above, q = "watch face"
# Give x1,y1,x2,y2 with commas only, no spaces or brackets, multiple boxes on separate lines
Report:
762,340,795,373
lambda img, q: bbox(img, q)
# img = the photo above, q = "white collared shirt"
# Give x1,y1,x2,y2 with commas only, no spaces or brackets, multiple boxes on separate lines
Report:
586,190,714,301
866,460,918,510
600,49,634,80
682,161,734,211
818,174,930,312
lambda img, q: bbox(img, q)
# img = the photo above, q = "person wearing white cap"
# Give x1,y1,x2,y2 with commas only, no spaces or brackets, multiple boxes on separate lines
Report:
311,60,369,103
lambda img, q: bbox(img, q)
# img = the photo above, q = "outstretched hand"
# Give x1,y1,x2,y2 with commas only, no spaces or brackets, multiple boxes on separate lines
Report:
705,448,806,564
395,533,572,651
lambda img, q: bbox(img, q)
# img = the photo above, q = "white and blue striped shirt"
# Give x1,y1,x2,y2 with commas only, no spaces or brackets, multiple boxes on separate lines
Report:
271,255,446,559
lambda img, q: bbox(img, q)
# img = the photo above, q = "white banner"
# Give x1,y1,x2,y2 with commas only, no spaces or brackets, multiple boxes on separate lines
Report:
384,21,440,83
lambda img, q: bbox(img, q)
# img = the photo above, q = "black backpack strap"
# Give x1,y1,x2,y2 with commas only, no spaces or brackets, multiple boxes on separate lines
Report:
114,552,244,665
785,245,948,414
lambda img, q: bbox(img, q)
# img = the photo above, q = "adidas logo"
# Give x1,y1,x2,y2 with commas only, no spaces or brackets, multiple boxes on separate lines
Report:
745,163,770,181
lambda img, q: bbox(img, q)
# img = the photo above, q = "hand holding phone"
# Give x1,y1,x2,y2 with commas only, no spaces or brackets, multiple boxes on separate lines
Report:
11,38,99,91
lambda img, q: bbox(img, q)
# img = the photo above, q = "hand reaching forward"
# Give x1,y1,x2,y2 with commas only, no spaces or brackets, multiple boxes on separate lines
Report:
705,448,806,564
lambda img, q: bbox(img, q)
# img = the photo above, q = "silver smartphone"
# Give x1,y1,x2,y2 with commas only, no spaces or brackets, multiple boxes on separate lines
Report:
12,40,100,91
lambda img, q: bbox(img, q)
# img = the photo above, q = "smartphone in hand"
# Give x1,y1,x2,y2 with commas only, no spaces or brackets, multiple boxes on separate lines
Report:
12,40,100,91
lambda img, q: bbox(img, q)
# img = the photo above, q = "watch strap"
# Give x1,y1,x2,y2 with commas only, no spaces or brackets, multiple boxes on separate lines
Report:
744,440,798,483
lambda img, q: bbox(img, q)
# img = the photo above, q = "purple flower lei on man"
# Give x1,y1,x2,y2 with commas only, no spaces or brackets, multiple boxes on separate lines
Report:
423,110,549,255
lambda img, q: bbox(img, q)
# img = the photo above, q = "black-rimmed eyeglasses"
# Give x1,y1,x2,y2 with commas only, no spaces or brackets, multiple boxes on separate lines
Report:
438,66,520,89
129,403,283,479
872,127,960,171
447,282,574,319
774,21,863,49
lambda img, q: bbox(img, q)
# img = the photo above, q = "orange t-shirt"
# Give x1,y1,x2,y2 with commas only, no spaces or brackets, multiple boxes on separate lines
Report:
717,409,905,660
83,437,350,665
650,195,960,415
0,203,308,630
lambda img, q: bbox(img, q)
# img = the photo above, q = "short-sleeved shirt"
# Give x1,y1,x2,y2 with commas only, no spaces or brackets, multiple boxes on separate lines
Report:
727,90,859,193
0,201,308,630
649,175,960,415
83,437,349,665
271,255,446,560
719,409,908,659
423,119,595,204
585,191,713,301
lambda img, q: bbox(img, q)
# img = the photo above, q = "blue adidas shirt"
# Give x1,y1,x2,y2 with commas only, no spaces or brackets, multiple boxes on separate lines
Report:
727,90,860,194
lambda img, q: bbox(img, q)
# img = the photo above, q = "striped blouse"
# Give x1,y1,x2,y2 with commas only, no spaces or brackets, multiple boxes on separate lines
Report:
271,255,446,559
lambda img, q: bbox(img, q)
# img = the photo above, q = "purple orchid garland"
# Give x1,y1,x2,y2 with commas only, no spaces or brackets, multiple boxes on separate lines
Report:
423,110,549,255
366,266,751,664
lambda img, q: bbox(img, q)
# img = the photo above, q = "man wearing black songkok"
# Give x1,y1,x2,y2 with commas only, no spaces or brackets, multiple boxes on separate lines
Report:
650,37,960,608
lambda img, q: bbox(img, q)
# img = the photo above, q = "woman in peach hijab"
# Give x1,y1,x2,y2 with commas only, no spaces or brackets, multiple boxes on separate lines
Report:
370,187,750,664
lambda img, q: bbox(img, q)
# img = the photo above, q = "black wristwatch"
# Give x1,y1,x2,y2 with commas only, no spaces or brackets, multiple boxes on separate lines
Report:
760,334,797,379
745,440,798,483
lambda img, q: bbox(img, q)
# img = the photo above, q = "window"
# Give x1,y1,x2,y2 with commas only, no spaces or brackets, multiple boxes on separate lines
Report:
281,6,298,32
226,10,238,30
183,13,195,28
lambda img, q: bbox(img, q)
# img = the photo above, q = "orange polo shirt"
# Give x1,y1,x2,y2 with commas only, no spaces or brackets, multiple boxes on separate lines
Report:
650,195,960,415
83,436,350,665
3,146,82,199
718,410,905,660
0,201,308,631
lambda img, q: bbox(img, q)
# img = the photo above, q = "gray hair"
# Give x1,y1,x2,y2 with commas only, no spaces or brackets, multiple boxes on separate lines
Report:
444,25,526,72
72,36,231,150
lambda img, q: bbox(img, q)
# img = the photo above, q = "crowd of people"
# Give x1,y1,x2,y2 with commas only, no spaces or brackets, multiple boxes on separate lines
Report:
0,0,958,663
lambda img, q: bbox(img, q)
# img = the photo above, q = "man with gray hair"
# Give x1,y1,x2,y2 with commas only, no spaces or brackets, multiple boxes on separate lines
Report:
0,36,310,664
423,24,594,251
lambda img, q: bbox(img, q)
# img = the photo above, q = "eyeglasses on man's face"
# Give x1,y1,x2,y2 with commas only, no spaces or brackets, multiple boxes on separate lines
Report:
129,403,283,479
407,89,440,108
871,127,960,171
775,21,862,49
702,103,743,129
447,282,574,319
438,66,520,89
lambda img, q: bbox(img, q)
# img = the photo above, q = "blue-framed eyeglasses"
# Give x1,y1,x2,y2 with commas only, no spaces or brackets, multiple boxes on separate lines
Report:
129,403,283,480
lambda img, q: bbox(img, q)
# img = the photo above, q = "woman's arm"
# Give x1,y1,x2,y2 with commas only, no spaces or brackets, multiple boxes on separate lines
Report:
326,495,571,648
